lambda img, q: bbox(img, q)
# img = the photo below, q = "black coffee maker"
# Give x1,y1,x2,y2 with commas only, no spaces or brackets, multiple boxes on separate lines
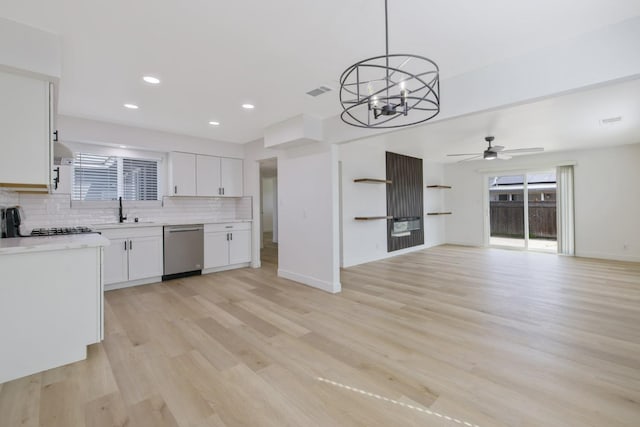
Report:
3,206,24,238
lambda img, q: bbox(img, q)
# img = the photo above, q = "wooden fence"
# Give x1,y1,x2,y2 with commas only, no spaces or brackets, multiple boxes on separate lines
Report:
490,201,557,239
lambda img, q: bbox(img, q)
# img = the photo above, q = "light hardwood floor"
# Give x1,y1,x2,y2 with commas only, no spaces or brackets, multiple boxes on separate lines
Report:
1,245,640,426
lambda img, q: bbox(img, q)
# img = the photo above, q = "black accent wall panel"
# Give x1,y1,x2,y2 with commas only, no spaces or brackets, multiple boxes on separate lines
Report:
386,151,424,252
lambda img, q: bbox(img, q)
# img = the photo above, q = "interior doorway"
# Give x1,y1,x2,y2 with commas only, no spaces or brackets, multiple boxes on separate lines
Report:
488,171,558,252
259,158,278,267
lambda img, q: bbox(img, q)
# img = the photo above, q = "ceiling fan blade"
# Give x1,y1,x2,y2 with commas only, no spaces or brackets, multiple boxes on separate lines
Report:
491,145,505,152
500,147,544,154
497,154,512,160
458,155,483,163
447,153,481,157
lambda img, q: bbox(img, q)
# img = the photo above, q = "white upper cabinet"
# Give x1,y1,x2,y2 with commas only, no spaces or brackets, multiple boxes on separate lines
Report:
0,70,51,189
196,154,222,196
169,152,197,196
220,157,243,197
169,152,243,197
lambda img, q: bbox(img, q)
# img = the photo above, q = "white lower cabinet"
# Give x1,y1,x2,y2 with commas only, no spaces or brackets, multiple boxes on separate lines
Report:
103,237,129,284
204,223,251,270
100,226,163,288
229,229,251,265
0,244,104,383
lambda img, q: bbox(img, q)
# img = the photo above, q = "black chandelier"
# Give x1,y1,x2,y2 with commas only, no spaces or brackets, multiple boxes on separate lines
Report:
339,0,440,129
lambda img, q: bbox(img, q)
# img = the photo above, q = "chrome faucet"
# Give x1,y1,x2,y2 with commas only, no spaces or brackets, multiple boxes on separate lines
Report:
119,197,127,223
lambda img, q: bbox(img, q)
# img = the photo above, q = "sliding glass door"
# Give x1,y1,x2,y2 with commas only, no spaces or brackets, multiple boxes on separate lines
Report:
488,171,557,252
488,174,526,248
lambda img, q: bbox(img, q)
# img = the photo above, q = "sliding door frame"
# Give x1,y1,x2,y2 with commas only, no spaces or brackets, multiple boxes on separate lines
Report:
483,168,555,251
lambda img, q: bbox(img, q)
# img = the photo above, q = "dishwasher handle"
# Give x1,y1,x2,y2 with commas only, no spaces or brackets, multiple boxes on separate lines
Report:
167,227,203,233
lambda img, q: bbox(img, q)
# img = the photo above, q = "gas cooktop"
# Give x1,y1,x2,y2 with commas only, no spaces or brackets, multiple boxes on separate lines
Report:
30,226,95,237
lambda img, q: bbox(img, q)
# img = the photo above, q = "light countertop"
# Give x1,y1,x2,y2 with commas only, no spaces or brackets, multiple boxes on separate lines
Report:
91,219,252,230
0,234,110,256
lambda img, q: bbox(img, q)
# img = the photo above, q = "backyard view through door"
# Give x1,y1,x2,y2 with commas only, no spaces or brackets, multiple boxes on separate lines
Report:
489,172,558,252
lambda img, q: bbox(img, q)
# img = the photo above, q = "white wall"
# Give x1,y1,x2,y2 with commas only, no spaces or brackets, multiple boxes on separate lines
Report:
339,135,446,268
444,143,640,262
261,177,275,233
323,17,640,145
0,17,61,79
272,177,278,243
244,139,340,292
58,115,243,159
243,140,284,268
277,142,341,293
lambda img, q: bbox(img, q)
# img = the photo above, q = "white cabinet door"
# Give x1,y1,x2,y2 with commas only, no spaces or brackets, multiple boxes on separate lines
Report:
169,152,196,196
103,238,129,285
229,229,251,264
196,155,222,197
0,71,50,187
220,157,243,197
128,235,163,281
204,232,229,269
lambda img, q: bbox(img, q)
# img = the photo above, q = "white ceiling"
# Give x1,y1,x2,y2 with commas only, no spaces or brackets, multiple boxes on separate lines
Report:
2,0,640,143
349,77,640,162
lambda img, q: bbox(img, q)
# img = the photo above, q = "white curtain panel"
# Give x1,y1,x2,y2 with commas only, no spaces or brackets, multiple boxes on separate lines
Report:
556,165,575,255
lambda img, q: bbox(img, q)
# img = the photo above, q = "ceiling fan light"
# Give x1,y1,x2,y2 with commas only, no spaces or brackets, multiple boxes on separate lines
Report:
484,150,498,160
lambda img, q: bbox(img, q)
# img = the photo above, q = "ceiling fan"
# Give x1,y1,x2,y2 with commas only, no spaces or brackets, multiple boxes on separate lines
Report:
447,136,544,161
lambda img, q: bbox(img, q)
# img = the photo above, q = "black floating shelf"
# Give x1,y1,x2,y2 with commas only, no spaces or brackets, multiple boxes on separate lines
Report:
426,212,452,216
354,216,393,221
354,178,392,184
426,185,452,189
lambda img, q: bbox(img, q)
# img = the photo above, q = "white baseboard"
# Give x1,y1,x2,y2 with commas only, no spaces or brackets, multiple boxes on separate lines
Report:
575,251,640,263
342,242,454,268
444,240,484,248
278,269,341,294
104,276,162,291
202,263,251,275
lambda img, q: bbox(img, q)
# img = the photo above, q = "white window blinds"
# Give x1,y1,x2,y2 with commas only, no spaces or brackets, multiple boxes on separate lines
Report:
72,153,118,201
72,153,159,201
123,158,158,201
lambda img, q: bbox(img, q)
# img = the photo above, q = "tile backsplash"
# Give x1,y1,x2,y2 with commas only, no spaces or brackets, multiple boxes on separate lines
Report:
0,189,252,231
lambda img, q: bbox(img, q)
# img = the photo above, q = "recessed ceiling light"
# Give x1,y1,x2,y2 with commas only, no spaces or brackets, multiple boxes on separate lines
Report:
142,76,160,85
242,103,255,110
208,121,220,126
119,145,127,148
124,103,139,109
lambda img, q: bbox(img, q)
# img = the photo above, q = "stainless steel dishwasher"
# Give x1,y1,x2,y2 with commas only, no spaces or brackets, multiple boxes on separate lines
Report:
163,224,204,280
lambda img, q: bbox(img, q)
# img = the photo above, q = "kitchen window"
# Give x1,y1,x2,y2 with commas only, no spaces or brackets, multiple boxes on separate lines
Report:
72,153,159,201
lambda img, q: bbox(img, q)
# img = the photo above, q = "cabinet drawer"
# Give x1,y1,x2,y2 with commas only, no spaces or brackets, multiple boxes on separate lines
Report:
205,222,251,233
